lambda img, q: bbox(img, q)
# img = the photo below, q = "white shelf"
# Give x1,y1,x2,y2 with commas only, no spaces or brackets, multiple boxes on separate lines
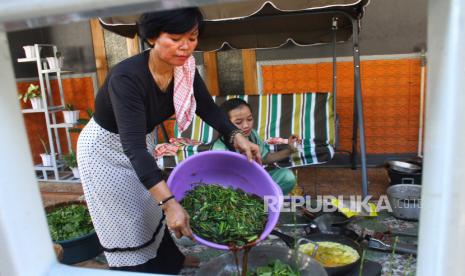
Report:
21,105,64,114
48,105,64,111
34,162,64,171
21,108,46,114
50,123,75,128
18,44,75,183
36,171,81,183
41,69,71,74
17,57,39,63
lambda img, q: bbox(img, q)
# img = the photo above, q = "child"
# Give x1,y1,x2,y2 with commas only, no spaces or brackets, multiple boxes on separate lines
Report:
211,98,300,195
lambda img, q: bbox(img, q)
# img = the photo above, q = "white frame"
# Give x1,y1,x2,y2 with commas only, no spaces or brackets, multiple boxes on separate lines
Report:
1,1,465,276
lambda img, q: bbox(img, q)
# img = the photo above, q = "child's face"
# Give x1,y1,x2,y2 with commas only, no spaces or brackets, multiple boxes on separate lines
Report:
228,105,254,137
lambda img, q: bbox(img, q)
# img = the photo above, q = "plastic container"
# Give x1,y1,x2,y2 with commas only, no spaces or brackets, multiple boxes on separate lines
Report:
167,151,283,250
57,230,102,264
46,201,103,264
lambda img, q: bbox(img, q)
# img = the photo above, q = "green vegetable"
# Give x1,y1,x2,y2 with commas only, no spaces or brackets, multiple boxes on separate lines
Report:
46,204,94,241
248,260,301,276
181,184,267,247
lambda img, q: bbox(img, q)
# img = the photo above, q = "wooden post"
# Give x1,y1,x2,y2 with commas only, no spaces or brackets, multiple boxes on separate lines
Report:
242,49,258,95
90,19,109,87
126,36,140,57
203,51,220,96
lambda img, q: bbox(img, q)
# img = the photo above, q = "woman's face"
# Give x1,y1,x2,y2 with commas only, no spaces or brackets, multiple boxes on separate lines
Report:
229,105,254,137
148,26,199,66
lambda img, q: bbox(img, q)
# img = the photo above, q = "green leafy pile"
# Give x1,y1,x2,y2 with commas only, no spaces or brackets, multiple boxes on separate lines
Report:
248,260,301,276
46,204,94,241
181,184,267,247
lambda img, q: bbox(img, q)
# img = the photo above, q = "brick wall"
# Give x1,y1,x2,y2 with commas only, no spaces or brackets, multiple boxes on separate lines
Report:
261,58,422,154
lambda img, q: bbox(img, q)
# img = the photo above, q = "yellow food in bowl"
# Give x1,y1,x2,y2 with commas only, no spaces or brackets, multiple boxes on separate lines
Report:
299,241,360,267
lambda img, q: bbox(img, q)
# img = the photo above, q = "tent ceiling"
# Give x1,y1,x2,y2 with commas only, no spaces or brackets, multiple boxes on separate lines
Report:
100,0,370,51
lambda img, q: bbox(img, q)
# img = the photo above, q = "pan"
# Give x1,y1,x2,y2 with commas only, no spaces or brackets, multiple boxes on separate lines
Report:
386,160,421,174
195,244,328,276
271,230,363,276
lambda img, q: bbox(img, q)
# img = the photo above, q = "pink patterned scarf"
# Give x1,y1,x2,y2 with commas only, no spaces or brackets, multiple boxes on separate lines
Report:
173,55,197,133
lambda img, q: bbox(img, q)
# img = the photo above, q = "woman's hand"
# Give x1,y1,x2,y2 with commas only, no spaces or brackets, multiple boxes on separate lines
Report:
162,200,194,240
288,134,301,153
233,133,262,164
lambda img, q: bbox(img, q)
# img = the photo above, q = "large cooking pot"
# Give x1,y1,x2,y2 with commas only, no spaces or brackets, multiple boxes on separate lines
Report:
387,184,421,220
271,230,362,276
387,168,422,186
196,244,328,276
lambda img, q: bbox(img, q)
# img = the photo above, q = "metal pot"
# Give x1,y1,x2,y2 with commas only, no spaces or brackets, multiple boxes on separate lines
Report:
387,184,422,220
387,168,422,186
196,245,327,276
271,230,362,276
386,160,421,174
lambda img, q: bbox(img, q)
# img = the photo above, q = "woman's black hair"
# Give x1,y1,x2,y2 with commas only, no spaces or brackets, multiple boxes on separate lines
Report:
138,7,204,45
220,98,252,118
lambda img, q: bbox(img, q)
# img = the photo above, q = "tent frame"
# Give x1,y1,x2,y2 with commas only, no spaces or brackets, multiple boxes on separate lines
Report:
203,9,369,197
318,9,368,198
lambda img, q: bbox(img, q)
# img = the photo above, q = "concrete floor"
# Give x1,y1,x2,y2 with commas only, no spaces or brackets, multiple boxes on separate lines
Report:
40,166,391,270
40,167,391,206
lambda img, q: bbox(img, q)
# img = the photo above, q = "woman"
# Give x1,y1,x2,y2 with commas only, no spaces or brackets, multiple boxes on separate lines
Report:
77,8,260,274
212,98,299,195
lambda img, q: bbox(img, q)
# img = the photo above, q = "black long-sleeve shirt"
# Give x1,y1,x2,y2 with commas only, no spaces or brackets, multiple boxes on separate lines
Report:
93,50,236,189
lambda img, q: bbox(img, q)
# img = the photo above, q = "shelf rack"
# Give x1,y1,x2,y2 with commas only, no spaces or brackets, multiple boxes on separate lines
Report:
18,44,79,182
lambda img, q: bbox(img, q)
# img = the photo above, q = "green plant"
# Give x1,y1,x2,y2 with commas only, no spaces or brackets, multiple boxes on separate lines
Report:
46,204,94,241
181,184,267,247
387,236,399,276
40,137,50,155
358,249,366,276
249,260,300,276
403,254,414,276
69,108,94,133
62,150,77,168
64,103,75,111
18,84,41,103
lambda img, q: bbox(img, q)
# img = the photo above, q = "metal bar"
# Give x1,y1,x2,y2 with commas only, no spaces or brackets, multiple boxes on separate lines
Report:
35,44,59,180
351,19,368,198
350,81,358,170
332,16,339,149
53,45,72,154
44,64,62,157
417,50,427,157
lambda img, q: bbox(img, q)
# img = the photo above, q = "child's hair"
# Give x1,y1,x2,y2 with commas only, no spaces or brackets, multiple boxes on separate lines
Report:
213,98,253,151
219,98,252,118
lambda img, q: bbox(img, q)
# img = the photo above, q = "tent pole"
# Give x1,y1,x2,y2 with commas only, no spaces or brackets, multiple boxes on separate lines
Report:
351,18,368,198
351,92,358,169
332,17,338,149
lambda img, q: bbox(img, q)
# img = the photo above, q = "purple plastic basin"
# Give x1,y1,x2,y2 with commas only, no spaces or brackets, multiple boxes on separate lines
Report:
167,151,283,250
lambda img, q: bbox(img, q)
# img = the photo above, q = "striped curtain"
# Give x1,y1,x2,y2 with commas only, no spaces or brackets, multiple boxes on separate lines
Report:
169,93,335,168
